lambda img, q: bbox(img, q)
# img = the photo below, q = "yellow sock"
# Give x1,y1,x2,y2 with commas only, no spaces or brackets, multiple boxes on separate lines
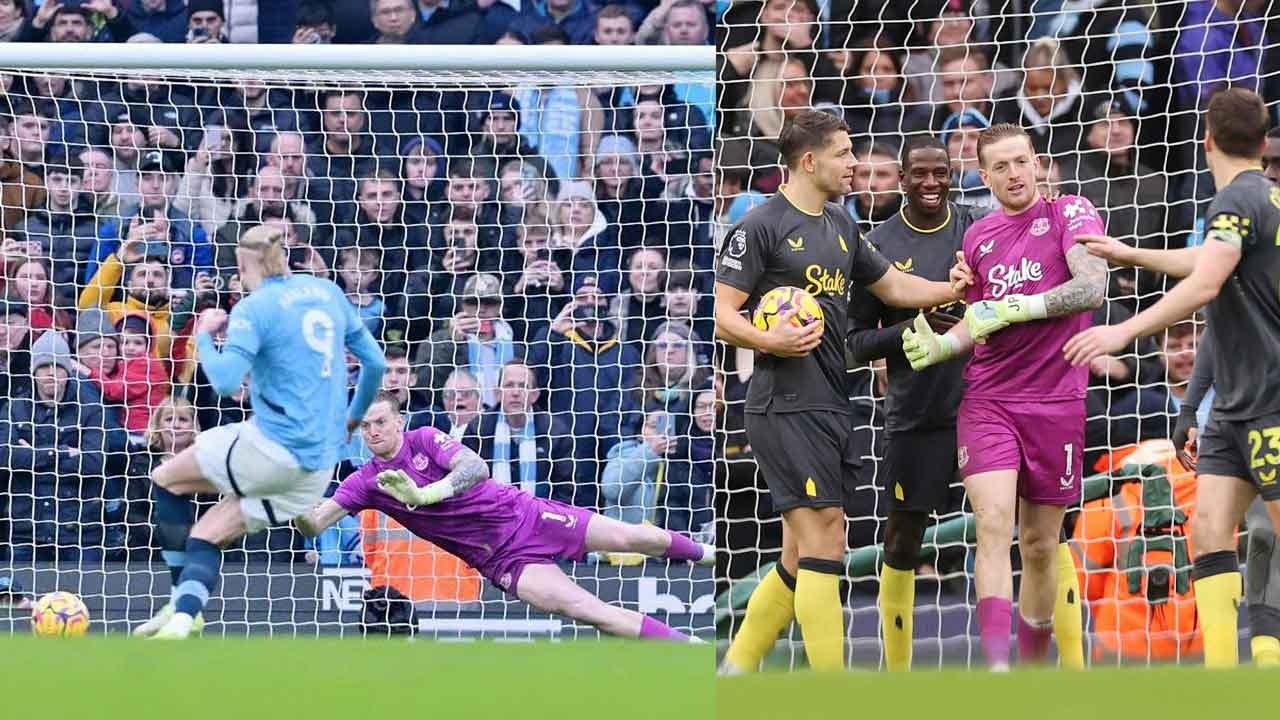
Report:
794,561,845,671
1054,543,1085,670
1194,571,1242,669
879,565,915,671
1251,636,1280,668
722,567,795,673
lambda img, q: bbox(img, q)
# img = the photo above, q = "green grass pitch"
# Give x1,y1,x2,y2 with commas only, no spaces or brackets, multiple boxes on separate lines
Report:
717,667,1280,720
1,635,713,718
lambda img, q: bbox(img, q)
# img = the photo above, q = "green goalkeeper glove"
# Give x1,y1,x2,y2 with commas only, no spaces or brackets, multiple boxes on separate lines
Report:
376,470,454,507
963,294,1047,344
901,313,961,371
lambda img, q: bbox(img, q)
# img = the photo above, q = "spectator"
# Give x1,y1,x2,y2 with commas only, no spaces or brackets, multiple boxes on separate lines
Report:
124,395,201,553
292,0,338,44
427,209,482,323
185,0,226,43
711,162,765,243
173,124,250,238
502,201,569,342
101,106,145,207
6,257,70,340
19,1,137,43
78,237,179,361
369,0,420,43
128,0,188,44
591,133,645,248
551,181,620,295
410,0,509,45
0,117,46,229
71,307,122,413
510,0,599,45
497,156,556,228
430,158,503,270
637,0,709,46
426,368,483,438
306,89,378,227
464,360,574,500
335,246,387,338
1263,127,1280,183
928,46,996,133
14,156,95,308
10,100,51,173
1172,0,1268,112
0,329,113,561
348,172,431,336
1075,100,1170,306
512,79,604,183
901,0,1016,105
381,343,433,429
417,272,521,408
662,268,712,358
941,107,992,208
611,247,666,343
601,407,672,523
637,319,708,417
26,72,88,150
665,384,713,535
400,135,446,223
0,0,24,41
846,141,901,232
0,298,31,399
265,131,312,206
219,165,320,269
991,37,1090,156
75,312,168,439
593,4,634,45
721,54,829,150
525,274,641,508
720,0,829,138
469,92,536,171
837,40,932,145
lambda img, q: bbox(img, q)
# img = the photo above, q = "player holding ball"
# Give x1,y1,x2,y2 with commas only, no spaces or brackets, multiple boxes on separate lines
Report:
715,109,965,673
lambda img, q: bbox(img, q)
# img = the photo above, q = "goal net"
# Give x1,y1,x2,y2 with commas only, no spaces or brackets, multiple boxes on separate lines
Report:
715,0,1269,667
0,48,715,639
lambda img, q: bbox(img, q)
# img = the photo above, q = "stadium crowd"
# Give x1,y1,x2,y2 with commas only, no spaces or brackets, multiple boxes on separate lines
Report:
0,0,717,572
715,0,1280,582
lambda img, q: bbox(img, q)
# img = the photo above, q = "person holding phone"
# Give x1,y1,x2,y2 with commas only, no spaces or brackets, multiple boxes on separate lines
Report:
185,0,224,43
415,273,522,413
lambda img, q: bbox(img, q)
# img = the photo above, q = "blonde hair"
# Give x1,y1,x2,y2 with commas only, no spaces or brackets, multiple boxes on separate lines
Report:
1022,37,1078,86
238,224,289,277
146,395,200,453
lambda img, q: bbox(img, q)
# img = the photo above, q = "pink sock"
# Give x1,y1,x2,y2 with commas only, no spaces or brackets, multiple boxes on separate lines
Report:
661,530,704,562
639,615,691,642
976,597,1012,668
1016,614,1053,664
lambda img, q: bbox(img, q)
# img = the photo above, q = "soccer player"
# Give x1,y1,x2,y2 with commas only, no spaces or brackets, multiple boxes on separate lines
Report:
715,110,963,673
1065,88,1280,667
135,225,387,639
294,391,714,641
901,123,1108,670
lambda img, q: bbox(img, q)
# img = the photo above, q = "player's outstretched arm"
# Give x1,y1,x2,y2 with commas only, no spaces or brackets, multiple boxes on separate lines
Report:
293,499,349,538
1064,240,1239,366
194,308,254,396
714,281,821,358
344,325,389,427
865,266,958,309
1076,234,1200,279
377,444,491,506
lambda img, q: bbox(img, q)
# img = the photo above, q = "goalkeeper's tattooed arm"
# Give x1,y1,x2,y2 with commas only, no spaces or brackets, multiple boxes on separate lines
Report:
440,448,489,497
1043,244,1108,317
378,446,491,506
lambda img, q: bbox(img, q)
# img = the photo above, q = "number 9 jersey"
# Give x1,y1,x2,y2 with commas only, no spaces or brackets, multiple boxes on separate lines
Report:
222,273,376,472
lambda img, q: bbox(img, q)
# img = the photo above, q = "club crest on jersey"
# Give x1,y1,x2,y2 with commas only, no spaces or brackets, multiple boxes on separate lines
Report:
1030,218,1050,236
787,236,805,252
727,229,747,258
987,257,1043,299
412,454,430,471
957,446,969,470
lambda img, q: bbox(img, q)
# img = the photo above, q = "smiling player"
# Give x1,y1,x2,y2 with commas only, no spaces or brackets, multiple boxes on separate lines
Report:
901,123,1108,669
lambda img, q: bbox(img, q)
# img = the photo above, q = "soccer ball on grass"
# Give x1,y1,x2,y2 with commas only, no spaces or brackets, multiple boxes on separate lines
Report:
31,591,90,638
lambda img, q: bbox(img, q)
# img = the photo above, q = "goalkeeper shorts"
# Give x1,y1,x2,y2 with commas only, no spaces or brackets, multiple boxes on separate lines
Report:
745,409,859,514
194,420,332,534
882,427,962,514
956,397,1084,506
1197,411,1280,501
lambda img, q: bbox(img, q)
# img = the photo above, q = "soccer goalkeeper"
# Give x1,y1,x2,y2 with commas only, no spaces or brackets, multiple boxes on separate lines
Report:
902,124,1106,670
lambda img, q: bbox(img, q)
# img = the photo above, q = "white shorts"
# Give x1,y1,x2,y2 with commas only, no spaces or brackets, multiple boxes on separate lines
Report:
193,421,332,534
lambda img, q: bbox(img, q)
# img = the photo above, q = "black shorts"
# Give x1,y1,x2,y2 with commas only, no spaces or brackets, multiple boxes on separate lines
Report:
882,427,961,514
1198,411,1280,501
745,409,858,514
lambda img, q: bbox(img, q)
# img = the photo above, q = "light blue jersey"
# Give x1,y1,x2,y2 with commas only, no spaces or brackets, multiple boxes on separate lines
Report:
197,274,387,471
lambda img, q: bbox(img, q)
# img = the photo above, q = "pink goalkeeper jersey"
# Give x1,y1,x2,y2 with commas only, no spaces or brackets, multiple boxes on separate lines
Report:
962,195,1105,401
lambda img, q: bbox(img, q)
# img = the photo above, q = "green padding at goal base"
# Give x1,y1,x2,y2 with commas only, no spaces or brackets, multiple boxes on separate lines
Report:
715,472,1115,629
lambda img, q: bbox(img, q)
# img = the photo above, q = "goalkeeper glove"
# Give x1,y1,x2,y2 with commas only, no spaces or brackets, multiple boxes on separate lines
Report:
964,294,1048,344
901,313,961,371
376,470,454,507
